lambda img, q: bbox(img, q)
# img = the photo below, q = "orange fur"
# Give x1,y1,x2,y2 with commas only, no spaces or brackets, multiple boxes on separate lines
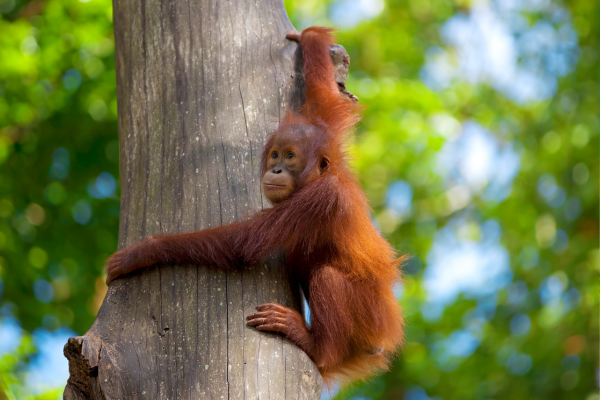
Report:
105,27,405,386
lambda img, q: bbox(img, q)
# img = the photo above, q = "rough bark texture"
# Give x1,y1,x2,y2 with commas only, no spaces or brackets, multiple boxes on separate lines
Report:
63,1,354,398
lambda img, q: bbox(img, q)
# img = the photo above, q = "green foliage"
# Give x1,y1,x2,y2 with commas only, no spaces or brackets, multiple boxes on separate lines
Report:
0,0,117,395
286,0,598,399
0,0,598,398
0,0,118,334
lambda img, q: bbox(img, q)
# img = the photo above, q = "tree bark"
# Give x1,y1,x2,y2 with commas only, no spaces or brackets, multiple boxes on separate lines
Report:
63,1,354,398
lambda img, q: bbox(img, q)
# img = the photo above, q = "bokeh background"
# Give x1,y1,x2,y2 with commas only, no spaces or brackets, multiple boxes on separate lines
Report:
0,0,597,398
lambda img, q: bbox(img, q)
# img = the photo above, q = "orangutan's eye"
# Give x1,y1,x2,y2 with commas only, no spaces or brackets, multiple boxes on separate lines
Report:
272,152,279,159
286,152,295,159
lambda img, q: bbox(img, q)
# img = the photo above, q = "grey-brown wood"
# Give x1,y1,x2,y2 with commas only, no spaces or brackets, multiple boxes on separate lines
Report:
63,1,353,398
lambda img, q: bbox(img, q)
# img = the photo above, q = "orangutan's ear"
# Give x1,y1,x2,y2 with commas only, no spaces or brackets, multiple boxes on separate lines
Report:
319,156,330,173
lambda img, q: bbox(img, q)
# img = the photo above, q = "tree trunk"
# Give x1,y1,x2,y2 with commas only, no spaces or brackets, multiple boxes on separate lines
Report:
61,0,327,398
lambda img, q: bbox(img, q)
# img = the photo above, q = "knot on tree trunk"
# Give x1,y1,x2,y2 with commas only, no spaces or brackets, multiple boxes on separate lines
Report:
330,44,359,102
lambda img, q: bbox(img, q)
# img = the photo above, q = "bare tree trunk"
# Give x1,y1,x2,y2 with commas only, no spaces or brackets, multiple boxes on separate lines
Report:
62,0,324,398
63,0,355,398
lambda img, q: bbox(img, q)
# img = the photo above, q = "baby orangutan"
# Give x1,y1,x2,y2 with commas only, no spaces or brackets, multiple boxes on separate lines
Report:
105,27,405,384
